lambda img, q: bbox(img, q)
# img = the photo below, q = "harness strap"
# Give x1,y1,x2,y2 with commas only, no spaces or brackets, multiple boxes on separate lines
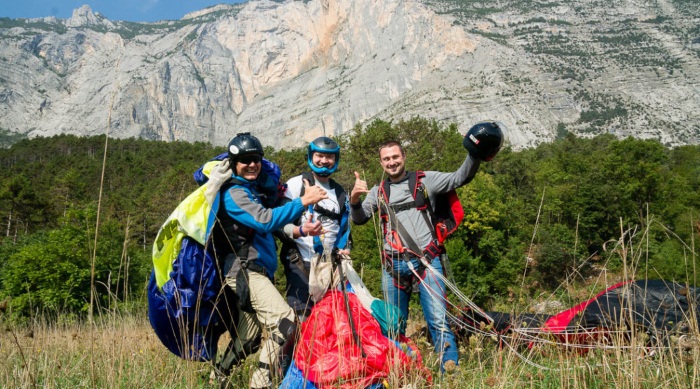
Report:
242,260,268,278
284,245,309,278
381,251,426,291
390,200,417,213
300,171,347,222
314,205,343,221
381,201,424,256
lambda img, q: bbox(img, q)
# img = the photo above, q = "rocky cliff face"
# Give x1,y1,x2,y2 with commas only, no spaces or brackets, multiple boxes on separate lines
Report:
0,0,698,150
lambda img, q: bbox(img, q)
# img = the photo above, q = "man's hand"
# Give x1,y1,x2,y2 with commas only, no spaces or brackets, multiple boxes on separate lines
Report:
350,171,369,205
301,218,323,237
300,179,328,206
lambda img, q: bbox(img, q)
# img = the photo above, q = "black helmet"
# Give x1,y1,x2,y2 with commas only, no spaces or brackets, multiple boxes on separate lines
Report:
228,132,264,163
307,136,340,177
463,122,504,161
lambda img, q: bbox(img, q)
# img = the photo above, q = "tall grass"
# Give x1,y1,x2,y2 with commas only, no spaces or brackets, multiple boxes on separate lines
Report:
0,312,205,388
1,304,697,388
2,216,698,388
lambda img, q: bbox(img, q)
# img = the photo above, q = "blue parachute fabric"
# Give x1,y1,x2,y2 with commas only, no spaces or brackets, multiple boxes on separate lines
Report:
163,236,221,326
278,361,318,389
147,236,224,361
280,350,386,389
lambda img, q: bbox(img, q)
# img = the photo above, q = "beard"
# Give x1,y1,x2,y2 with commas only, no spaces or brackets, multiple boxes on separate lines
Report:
386,166,406,181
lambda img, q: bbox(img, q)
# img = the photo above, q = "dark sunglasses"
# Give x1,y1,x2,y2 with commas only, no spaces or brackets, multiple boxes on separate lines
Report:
238,155,262,165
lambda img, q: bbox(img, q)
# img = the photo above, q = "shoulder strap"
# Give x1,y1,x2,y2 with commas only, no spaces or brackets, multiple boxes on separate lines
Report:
329,179,347,215
299,171,315,197
413,171,437,236
380,178,391,204
412,171,430,212
412,171,436,219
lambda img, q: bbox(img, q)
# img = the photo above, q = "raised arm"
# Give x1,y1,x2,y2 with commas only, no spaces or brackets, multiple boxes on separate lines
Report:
225,179,327,233
423,154,481,195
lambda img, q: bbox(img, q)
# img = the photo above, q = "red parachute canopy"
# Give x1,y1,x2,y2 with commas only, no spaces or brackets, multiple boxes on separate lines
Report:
294,290,430,388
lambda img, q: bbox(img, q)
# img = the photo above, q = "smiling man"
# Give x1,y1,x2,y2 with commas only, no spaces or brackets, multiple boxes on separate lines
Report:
278,136,351,321
212,132,327,388
349,122,504,373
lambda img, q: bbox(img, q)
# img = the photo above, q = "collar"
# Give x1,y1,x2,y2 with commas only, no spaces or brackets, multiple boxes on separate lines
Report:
389,171,409,184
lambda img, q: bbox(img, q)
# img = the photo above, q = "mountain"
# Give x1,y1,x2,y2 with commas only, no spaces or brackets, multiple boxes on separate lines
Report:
0,0,698,150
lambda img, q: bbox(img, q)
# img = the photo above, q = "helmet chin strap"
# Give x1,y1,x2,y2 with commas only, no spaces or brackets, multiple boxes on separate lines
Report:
310,166,333,177
307,159,337,176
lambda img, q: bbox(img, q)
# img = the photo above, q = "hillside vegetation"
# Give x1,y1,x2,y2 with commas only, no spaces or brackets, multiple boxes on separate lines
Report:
0,117,698,322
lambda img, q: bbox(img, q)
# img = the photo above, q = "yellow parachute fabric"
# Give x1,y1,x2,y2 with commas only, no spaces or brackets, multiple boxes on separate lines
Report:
152,161,221,289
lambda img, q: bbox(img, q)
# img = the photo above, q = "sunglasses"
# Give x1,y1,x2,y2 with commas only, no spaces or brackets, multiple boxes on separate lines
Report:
238,155,262,165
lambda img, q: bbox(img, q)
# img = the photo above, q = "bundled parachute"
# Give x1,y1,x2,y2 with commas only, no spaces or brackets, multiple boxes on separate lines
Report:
281,262,431,389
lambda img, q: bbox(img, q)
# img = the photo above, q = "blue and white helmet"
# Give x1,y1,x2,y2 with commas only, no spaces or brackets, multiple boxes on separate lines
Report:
307,136,340,177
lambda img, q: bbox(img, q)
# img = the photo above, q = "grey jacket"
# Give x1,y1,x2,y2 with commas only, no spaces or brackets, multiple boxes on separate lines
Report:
351,154,480,254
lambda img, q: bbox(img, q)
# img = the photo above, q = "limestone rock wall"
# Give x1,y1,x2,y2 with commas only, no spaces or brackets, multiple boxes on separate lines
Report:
0,0,698,150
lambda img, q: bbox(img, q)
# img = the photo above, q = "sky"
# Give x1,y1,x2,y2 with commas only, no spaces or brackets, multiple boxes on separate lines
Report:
0,1,248,23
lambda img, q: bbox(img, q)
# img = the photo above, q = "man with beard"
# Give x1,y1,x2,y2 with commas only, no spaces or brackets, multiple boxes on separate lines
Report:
349,122,503,373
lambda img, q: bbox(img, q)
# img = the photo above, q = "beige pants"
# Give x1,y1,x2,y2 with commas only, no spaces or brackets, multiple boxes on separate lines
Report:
225,271,295,387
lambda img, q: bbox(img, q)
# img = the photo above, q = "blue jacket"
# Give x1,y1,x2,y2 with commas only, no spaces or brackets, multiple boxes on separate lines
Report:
221,175,305,277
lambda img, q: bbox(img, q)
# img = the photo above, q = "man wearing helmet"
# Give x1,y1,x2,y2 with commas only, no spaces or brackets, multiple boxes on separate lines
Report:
349,122,503,374
279,136,351,321
212,132,328,388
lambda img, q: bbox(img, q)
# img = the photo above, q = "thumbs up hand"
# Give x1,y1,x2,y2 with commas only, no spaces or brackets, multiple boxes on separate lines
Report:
350,171,368,205
300,178,328,207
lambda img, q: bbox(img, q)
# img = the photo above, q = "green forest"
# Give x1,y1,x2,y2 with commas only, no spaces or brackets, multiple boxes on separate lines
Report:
1,117,699,322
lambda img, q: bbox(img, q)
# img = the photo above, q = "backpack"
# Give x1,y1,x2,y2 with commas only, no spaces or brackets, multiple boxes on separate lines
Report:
378,171,464,258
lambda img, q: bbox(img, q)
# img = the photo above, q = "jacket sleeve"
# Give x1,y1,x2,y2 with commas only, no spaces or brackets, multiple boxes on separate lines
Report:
223,186,305,233
350,186,379,225
423,154,481,195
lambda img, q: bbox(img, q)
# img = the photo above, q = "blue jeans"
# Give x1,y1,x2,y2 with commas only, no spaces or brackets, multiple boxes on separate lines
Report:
382,255,458,368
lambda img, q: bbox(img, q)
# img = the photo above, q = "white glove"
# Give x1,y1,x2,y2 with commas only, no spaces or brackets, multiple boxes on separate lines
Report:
209,159,232,186
205,159,232,203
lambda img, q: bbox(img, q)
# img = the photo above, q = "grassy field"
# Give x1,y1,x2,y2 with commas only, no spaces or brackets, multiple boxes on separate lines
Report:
1,305,698,389
2,220,698,388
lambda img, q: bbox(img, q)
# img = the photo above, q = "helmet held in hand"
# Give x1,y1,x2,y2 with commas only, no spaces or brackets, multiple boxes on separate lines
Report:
463,122,504,161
